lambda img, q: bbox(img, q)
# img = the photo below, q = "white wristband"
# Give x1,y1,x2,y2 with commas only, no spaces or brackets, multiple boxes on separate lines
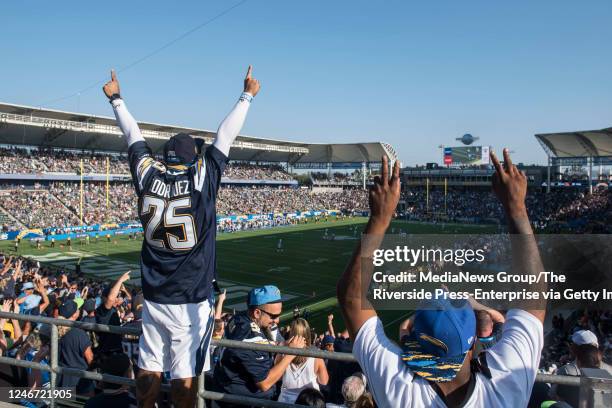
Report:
239,92,253,103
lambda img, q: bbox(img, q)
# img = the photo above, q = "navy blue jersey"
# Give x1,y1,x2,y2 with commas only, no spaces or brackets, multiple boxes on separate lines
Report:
213,312,275,400
128,140,227,304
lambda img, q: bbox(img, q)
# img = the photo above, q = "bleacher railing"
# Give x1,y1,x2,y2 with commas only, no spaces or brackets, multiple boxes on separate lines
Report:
0,311,609,408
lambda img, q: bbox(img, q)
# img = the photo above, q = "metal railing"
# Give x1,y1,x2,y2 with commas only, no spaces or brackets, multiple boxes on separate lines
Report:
0,311,608,407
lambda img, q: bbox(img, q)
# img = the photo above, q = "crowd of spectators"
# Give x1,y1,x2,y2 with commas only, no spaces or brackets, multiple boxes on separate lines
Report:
541,310,612,374
0,147,46,174
0,247,608,407
0,147,296,179
0,253,379,407
533,310,612,407
1,181,609,234
0,183,367,231
0,147,130,175
224,163,293,181
0,187,80,229
208,286,373,408
311,171,363,185
403,187,611,232
216,186,368,216
49,182,138,225
0,253,139,406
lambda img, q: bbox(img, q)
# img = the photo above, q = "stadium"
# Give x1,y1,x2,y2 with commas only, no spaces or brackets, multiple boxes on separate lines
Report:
0,98,610,407
0,101,398,316
2,2,612,407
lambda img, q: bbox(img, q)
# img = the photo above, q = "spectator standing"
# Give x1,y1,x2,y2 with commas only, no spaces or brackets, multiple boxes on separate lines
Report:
212,285,305,407
121,293,144,372
81,299,96,324
95,272,130,355
57,300,94,395
104,66,260,408
337,151,547,407
277,318,329,403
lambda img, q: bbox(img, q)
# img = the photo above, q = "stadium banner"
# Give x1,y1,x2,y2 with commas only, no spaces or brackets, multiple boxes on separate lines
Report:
0,173,131,182
1,229,45,241
220,178,298,186
44,224,101,235
42,222,141,235
45,227,142,241
361,234,612,311
216,209,343,225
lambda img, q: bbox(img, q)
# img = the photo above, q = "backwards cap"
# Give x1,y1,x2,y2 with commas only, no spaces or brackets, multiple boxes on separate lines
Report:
401,298,476,382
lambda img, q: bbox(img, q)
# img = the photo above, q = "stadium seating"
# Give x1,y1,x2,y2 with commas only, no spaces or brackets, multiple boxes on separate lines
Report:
0,147,296,180
403,187,611,232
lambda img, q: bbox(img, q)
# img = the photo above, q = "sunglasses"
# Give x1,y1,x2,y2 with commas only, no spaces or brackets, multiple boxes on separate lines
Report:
257,308,281,320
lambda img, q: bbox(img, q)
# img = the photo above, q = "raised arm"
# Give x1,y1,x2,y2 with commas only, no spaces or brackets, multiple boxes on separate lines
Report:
11,300,21,341
257,335,304,392
104,271,130,310
337,157,401,339
0,300,11,353
102,70,145,147
0,257,12,276
327,314,336,338
213,65,261,156
35,278,49,314
491,149,546,324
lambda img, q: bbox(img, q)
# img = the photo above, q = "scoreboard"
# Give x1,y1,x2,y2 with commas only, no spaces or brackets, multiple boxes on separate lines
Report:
443,146,490,166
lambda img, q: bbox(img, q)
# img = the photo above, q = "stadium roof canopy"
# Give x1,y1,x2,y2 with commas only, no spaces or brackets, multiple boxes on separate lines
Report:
0,102,397,165
535,127,612,158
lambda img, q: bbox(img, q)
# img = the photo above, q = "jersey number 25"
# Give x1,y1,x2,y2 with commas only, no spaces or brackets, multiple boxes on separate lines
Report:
141,196,197,250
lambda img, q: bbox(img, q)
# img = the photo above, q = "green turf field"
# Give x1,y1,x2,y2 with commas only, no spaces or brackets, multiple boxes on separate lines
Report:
0,218,496,338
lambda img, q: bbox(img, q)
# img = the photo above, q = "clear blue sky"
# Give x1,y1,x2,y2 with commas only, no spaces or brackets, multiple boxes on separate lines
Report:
2,0,611,165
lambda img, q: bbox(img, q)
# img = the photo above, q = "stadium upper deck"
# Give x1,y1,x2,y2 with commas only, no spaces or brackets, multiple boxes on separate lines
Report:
0,102,397,165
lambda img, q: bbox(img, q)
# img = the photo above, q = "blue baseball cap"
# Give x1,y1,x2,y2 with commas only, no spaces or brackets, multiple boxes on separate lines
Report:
401,298,476,382
59,300,78,319
248,285,282,307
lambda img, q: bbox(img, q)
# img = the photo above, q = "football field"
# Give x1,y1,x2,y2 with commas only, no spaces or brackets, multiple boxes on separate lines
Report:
0,218,496,337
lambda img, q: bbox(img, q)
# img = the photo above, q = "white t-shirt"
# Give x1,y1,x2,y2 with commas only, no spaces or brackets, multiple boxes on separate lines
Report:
353,309,543,408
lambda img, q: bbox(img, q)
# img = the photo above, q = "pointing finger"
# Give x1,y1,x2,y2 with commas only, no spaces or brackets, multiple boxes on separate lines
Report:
503,148,513,172
391,160,401,190
111,69,117,82
245,65,252,79
490,150,504,176
381,156,389,183
392,160,400,181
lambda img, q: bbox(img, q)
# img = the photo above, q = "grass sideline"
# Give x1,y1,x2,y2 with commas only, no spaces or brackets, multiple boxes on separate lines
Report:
0,218,496,338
